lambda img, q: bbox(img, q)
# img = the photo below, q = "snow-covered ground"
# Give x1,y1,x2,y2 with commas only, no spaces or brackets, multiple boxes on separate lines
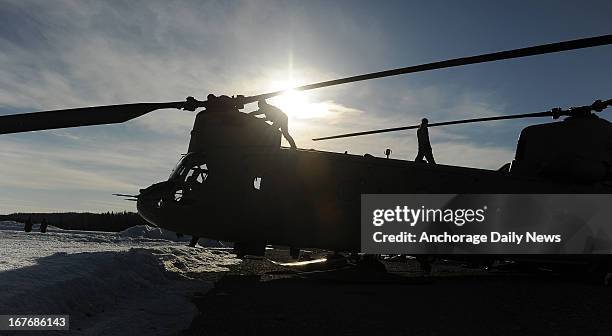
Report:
0,221,240,335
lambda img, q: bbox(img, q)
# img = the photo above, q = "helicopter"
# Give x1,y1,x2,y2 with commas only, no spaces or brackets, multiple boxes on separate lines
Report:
1,34,612,267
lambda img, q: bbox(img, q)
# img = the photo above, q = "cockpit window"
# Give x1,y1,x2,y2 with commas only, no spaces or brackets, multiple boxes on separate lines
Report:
168,153,208,183
184,164,208,183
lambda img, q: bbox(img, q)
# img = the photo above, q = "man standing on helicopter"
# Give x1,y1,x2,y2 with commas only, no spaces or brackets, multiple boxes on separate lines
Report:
249,99,297,149
415,118,436,164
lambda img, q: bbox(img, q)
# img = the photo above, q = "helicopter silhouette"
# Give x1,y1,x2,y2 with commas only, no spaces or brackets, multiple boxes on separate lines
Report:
1,34,611,266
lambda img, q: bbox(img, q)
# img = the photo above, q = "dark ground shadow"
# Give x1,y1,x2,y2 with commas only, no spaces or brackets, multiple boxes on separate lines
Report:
183,268,612,336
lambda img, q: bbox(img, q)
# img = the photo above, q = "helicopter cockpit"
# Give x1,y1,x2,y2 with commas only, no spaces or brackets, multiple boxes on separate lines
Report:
167,153,209,203
169,153,209,183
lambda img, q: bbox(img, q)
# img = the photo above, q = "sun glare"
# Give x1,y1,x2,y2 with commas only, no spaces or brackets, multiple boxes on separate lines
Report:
268,81,330,120
270,89,308,117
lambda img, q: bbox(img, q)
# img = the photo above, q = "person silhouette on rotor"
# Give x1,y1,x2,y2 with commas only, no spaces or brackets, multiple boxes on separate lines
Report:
249,99,297,149
415,118,436,164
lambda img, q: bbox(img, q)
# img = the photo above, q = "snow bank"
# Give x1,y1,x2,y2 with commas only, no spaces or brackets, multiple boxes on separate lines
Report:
117,224,229,247
117,224,188,241
1,221,229,248
0,222,241,334
0,246,239,335
0,249,172,315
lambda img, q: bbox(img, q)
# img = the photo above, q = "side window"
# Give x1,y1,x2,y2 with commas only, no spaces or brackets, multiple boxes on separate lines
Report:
253,177,262,190
184,164,208,184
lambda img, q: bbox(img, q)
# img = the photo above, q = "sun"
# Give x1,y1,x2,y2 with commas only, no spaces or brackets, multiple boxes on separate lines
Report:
269,89,309,118
267,81,330,120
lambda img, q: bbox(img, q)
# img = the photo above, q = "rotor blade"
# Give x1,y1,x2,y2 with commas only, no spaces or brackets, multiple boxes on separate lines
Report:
4,34,610,135
313,98,612,141
312,111,553,141
248,34,612,102
0,102,185,134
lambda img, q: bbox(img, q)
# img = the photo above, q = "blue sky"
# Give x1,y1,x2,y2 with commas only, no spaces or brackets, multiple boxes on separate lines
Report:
1,0,611,213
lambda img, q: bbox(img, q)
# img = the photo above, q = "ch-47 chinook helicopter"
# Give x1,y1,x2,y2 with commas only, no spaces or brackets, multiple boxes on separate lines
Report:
1,34,612,265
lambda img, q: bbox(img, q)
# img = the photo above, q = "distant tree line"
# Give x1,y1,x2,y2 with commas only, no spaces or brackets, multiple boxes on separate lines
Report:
0,212,149,232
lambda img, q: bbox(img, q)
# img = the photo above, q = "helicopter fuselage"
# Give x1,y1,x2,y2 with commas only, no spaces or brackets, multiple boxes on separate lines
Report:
136,110,612,254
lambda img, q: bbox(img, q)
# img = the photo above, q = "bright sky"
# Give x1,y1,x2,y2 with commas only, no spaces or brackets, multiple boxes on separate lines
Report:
1,0,611,213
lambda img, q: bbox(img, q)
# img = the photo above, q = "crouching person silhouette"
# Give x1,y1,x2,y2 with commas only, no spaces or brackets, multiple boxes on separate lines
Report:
249,100,297,149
